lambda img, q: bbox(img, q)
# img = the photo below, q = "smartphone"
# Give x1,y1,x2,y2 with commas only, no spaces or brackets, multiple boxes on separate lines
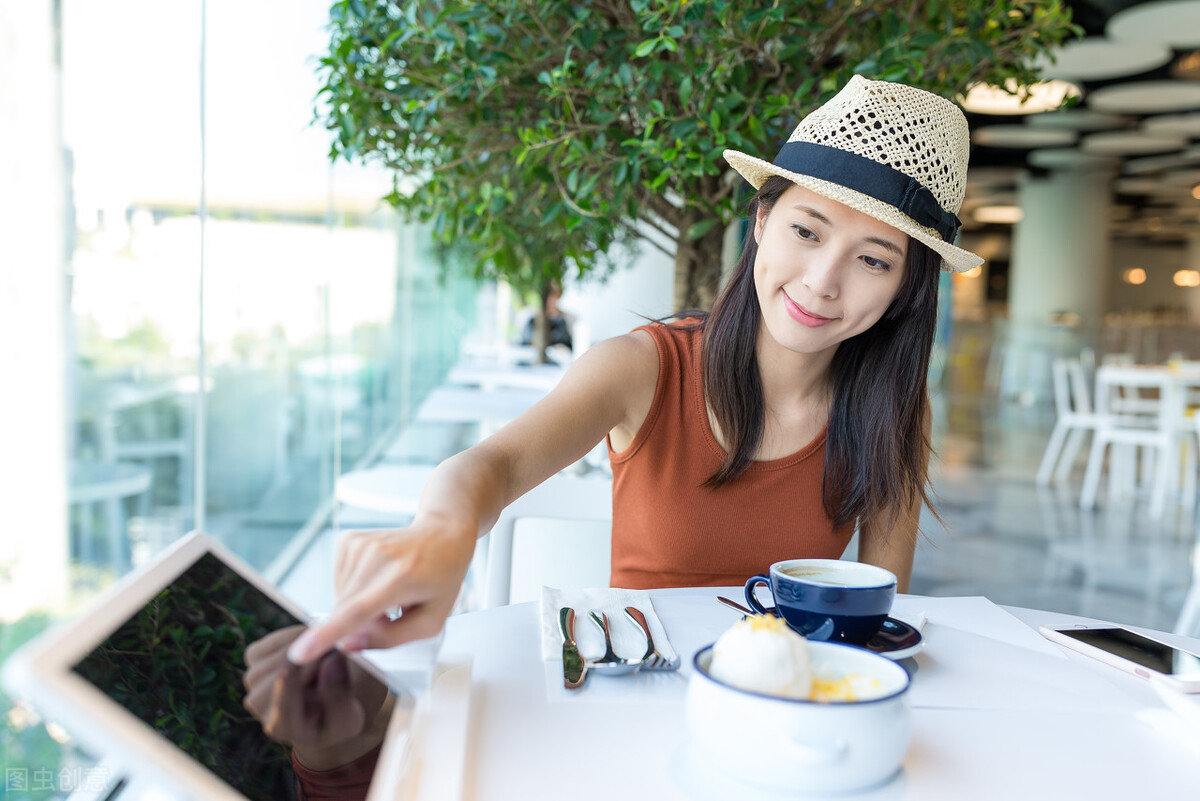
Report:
1040,623,1200,693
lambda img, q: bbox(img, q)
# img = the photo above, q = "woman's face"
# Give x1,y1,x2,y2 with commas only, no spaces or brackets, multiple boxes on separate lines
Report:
753,183,908,359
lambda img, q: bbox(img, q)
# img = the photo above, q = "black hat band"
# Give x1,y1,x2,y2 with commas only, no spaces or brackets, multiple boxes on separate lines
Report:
772,141,962,244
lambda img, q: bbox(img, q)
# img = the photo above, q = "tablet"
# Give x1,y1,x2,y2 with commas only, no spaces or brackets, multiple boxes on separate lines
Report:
1,532,409,801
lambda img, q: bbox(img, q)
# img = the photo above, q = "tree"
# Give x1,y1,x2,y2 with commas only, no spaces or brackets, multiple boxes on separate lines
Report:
319,0,1077,311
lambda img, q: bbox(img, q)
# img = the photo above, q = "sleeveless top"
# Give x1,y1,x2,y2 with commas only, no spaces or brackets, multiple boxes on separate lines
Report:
607,321,854,589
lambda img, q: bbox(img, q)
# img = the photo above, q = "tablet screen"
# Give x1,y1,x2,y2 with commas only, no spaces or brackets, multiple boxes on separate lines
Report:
70,552,387,801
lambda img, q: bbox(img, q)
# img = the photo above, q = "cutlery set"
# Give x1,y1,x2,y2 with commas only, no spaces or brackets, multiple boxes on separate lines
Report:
558,605,680,690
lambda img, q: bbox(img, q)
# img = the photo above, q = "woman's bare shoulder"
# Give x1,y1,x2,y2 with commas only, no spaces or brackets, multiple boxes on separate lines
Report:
568,328,662,448
587,327,659,363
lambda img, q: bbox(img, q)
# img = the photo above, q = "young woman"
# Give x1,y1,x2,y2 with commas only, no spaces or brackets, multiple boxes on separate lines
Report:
286,75,984,666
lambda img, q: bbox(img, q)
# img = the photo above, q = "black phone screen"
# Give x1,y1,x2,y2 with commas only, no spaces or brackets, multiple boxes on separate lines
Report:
1059,626,1200,678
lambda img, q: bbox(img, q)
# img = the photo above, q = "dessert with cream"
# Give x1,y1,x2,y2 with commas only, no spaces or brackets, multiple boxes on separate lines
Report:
708,614,813,699
708,615,884,702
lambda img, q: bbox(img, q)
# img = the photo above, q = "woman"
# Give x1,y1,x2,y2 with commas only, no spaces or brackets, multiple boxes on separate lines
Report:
286,75,983,666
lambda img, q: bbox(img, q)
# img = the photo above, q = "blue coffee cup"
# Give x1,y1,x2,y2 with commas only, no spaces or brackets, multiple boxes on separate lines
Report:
744,559,897,644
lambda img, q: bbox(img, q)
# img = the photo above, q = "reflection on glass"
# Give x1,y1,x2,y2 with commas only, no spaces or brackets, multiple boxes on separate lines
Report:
73,554,394,801
3,0,477,791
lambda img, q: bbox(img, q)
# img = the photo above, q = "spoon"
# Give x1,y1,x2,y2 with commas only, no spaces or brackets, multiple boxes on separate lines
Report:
585,611,642,675
716,596,755,616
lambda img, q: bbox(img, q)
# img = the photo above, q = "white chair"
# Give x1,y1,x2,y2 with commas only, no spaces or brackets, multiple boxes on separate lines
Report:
1102,352,1160,417
483,473,613,608
1037,357,1103,485
1081,365,1193,518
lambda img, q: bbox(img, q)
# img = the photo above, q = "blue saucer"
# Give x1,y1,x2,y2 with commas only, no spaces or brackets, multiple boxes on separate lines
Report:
861,617,923,660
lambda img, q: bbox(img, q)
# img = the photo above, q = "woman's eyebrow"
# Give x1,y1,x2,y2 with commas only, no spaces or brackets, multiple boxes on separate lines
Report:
790,205,833,226
864,236,905,258
789,204,904,258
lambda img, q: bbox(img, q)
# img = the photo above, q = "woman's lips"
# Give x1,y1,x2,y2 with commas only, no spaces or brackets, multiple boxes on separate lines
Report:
783,293,836,328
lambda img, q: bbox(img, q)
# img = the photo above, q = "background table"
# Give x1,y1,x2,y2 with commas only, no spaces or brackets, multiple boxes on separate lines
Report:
425,587,1200,800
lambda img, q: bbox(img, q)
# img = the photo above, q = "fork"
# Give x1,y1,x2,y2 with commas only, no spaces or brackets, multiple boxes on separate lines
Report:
623,606,681,671
585,610,642,675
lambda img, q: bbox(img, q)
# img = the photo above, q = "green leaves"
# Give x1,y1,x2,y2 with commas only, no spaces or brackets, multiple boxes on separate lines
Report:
686,218,718,241
317,0,1077,306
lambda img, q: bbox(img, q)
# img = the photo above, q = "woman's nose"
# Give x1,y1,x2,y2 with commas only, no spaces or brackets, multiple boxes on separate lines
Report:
802,256,839,300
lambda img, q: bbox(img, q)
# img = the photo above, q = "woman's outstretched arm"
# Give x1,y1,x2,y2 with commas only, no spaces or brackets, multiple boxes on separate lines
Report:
288,330,659,664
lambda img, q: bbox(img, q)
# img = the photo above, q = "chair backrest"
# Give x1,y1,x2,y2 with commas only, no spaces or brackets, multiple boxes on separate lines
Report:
1051,358,1073,417
483,473,613,608
1050,357,1094,418
1093,365,1172,434
1066,359,1094,415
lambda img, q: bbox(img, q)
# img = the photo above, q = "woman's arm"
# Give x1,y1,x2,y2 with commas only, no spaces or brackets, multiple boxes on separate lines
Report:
288,330,660,663
856,399,933,593
855,498,918,593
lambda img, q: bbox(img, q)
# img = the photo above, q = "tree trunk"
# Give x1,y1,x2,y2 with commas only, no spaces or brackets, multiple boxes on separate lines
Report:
673,211,729,312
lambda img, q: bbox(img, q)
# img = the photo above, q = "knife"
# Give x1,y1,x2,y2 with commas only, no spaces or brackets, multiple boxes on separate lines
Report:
558,607,587,690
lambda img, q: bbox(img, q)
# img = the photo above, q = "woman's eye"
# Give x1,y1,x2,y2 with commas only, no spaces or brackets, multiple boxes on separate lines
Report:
862,256,892,272
791,224,817,241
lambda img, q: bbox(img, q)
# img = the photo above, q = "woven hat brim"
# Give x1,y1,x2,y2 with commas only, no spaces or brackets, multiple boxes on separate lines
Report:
724,150,984,274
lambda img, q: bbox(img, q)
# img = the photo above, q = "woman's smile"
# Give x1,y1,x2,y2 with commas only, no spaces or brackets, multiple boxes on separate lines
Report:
783,291,837,328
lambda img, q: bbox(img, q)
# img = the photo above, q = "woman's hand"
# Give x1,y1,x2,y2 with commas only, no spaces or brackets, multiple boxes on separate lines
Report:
286,516,478,665
243,625,393,770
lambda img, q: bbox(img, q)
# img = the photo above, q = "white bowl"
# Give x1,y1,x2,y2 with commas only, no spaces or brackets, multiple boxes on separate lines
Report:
686,640,911,794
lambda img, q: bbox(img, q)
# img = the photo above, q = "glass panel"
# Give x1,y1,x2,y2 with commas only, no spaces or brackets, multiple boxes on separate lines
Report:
1,0,479,794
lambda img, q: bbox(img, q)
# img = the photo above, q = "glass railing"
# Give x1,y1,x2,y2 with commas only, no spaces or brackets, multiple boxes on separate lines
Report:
0,1,479,795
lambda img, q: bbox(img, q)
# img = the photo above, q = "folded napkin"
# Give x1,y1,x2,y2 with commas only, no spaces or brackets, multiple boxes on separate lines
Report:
540,586,677,662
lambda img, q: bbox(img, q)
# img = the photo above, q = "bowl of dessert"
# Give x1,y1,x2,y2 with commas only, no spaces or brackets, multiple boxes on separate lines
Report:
686,614,911,794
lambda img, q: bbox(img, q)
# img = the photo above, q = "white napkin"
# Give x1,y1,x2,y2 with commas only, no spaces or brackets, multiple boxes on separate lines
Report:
540,586,677,662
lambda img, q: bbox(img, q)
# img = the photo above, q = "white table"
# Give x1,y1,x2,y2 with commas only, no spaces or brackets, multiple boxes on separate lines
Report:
417,588,1200,800
415,386,546,438
445,363,565,392
335,464,437,516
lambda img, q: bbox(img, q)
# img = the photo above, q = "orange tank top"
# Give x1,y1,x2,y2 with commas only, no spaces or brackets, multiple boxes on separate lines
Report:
608,321,854,589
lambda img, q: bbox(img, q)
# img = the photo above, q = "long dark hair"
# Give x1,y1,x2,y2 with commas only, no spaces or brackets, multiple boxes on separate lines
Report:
696,175,940,534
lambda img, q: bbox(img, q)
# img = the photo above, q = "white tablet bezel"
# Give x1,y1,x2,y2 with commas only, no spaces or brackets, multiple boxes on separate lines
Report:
1,531,401,801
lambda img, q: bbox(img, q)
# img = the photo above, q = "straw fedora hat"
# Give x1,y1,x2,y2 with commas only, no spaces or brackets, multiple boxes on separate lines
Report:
724,75,983,273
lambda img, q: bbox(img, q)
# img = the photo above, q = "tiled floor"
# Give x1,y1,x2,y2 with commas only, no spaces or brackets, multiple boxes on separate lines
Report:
913,393,1199,634
283,389,1200,637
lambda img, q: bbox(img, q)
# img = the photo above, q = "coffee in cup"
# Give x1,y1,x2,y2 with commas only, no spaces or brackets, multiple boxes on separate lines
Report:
744,559,896,644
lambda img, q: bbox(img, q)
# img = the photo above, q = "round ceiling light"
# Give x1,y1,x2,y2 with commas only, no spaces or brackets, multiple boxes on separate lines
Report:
974,205,1024,224
1039,37,1173,80
1175,270,1200,288
1089,81,1200,114
972,126,1077,149
1161,168,1200,187
1027,149,1117,170
1115,177,1174,194
1174,50,1200,79
1026,109,1132,131
959,79,1081,115
1081,131,1186,155
1123,152,1200,174
1108,0,1200,48
1142,113,1200,138
1124,268,1147,285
